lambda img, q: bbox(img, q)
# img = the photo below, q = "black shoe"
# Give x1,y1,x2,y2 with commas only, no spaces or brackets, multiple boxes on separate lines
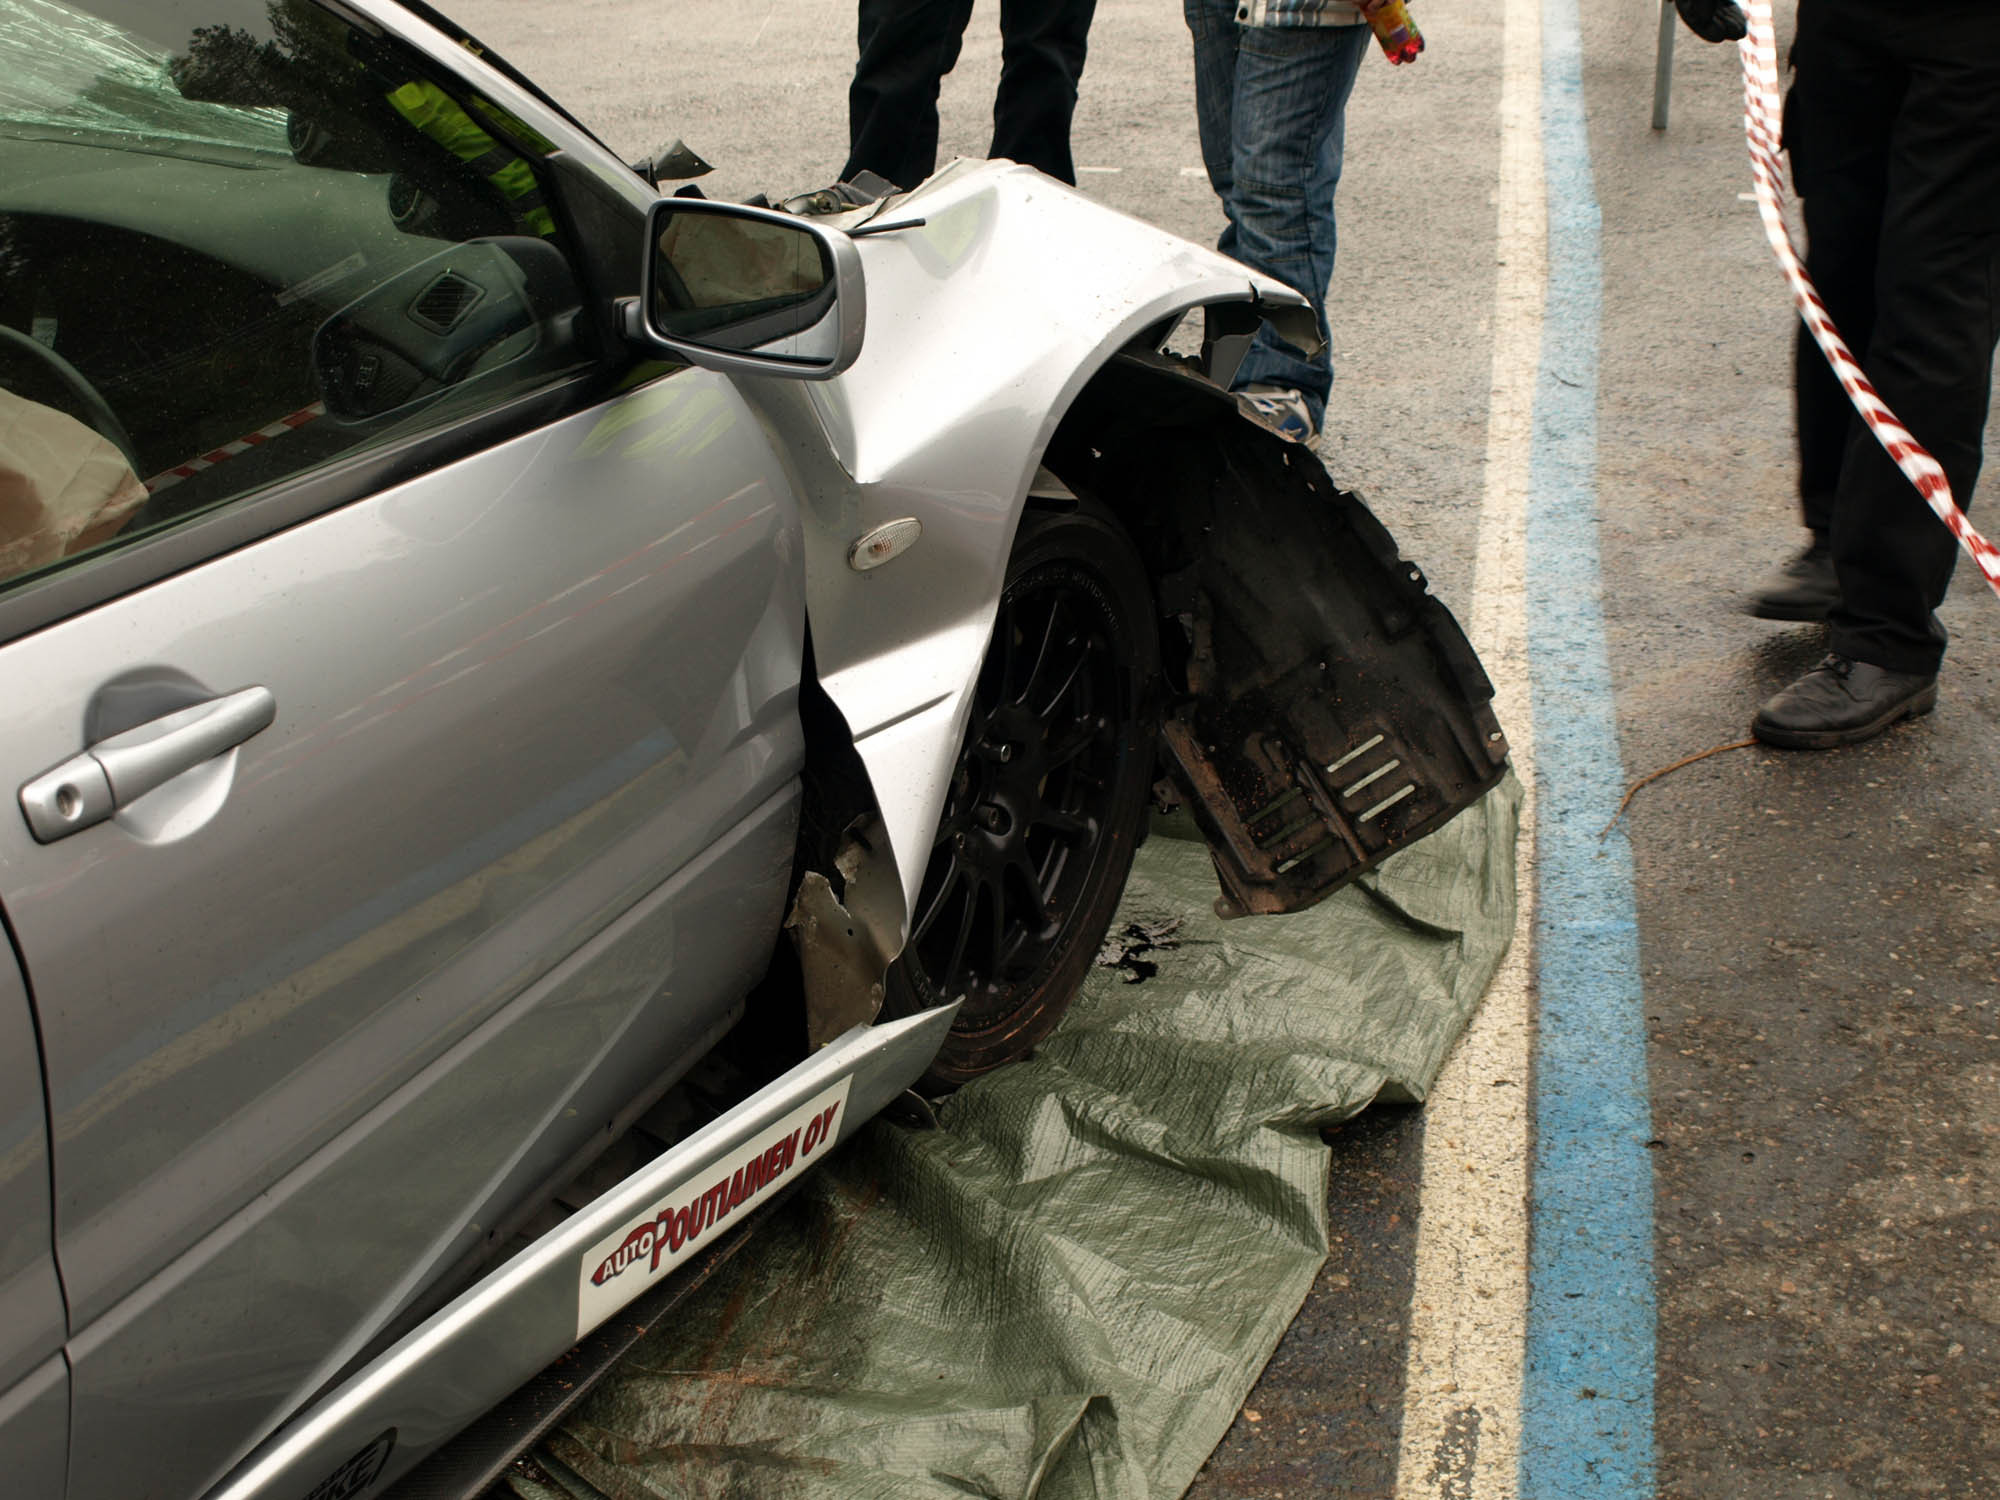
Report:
1751,653,1938,749
1746,542,1838,621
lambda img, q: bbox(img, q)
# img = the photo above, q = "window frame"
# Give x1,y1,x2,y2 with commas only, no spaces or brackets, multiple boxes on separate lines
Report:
0,0,672,648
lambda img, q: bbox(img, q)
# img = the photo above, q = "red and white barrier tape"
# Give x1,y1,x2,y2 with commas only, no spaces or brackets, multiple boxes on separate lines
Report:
1738,0,2000,600
143,401,326,495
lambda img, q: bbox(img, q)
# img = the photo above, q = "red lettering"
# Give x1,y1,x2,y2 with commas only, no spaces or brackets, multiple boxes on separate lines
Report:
602,1107,843,1290
730,1152,766,1212
594,1221,657,1285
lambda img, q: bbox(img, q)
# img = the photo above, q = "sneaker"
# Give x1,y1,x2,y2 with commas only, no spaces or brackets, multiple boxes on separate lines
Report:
1746,541,1838,621
1237,384,1318,444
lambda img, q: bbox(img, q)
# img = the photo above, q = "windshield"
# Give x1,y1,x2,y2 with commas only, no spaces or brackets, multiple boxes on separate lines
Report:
0,0,291,151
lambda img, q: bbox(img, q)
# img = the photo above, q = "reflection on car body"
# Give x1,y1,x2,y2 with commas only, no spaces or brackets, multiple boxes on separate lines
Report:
0,1,1508,1497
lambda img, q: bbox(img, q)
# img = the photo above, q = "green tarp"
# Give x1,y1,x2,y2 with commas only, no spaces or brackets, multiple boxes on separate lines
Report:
513,774,1520,1500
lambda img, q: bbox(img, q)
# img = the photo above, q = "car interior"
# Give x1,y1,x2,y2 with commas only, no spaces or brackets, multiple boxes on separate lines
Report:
0,0,592,587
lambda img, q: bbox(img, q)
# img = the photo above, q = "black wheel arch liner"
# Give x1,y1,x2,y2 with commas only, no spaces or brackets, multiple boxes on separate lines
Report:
1041,348,1512,915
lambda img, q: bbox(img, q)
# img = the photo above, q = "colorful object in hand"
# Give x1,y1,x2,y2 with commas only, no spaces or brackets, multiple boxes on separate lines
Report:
1368,1,1424,64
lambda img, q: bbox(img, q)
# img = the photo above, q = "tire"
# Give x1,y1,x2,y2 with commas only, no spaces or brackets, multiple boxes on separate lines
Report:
884,499,1160,1091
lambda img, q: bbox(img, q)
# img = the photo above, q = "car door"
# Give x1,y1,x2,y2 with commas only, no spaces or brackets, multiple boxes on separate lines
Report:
0,4,806,1497
0,926,68,1500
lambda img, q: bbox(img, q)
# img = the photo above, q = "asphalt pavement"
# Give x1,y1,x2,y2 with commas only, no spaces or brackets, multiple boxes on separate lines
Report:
455,0,2000,1493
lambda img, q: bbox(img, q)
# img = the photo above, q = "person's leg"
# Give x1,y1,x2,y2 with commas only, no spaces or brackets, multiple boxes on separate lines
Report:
1822,13,2000,677
842,0,977,189
1184,0,1241,260
992,0,1097,183
1301,41,1360,326
1223,22,1370,430
1746,6,1893,619
1785,21,1891,544
1753,1,2000,746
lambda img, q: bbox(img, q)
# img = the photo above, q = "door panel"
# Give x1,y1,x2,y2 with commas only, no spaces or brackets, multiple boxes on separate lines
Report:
0,1355,68,1500
65,780,799,1500
0,372,805,1497
0,934,63,1396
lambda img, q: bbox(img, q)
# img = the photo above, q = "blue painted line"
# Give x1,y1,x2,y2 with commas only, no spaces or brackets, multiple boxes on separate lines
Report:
1520,0,1659,1494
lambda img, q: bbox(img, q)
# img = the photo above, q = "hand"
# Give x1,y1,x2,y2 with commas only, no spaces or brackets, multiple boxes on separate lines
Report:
1674,0,1747,43
1356,0,1393,14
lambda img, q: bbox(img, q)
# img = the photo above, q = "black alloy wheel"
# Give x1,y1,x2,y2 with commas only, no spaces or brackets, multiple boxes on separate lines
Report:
886,500,1159,1091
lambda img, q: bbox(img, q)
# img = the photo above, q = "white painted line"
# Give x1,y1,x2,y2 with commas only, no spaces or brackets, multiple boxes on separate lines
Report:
1393,0,1540,1492
1077,165,1123,175
1179,165,1208,177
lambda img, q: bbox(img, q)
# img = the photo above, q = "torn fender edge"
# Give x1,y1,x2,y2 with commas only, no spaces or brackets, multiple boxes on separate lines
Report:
787,814,906,1048
1197,289,1323,398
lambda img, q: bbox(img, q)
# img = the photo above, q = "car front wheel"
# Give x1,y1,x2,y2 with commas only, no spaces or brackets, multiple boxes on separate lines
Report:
886,499,1160,1091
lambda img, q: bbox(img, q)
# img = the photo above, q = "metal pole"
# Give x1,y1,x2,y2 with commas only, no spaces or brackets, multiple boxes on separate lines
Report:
1652,0,1677,130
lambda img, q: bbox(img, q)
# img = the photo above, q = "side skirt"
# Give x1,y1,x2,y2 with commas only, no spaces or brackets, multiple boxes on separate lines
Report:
378,1179,791,1500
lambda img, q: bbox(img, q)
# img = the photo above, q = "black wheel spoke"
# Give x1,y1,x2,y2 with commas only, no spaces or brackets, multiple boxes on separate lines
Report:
1009,846,1049,910
987,883,1010,974
1045,716,1105,771
943,882,979,990
1033,805,1094,843
992,602,1019,699
1037,637,1091,721
912,858,964,943
1013,599,1065,708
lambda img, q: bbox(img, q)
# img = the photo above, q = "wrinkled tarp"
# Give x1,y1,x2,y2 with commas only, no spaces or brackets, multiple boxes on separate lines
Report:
511,774,1520,1500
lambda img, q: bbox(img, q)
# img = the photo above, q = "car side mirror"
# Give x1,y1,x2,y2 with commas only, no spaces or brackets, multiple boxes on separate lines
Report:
621,198,865,380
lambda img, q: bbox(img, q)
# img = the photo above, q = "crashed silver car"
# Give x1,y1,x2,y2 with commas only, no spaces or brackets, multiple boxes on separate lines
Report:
0,1,1508,1496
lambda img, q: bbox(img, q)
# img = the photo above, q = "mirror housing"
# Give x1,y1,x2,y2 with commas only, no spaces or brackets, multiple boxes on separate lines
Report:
623,198,865,380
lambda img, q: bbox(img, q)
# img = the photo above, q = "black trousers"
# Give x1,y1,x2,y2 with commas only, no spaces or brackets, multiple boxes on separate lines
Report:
840,0,1097,189
1787,0,2000,674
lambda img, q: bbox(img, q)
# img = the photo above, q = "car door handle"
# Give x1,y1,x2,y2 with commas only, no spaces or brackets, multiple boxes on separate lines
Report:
18,686,277,844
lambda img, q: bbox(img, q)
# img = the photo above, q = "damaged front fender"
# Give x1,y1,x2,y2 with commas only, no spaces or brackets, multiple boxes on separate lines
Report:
734,158,1502,927
727,160,1321,922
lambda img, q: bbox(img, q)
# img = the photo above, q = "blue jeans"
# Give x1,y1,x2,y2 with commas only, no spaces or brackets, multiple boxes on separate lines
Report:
1184,2,1369,426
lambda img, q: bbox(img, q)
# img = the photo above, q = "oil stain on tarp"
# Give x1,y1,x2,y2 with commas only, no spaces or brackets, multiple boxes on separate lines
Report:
512,774,1520,1500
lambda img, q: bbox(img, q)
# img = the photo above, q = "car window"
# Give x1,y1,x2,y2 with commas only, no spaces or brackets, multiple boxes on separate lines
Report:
0,0,595,593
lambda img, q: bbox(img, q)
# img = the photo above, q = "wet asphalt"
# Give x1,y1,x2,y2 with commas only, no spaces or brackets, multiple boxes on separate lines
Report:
459,0,1999,1492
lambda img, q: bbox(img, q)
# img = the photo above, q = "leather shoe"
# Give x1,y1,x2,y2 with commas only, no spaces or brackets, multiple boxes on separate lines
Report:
1746,542,1838,621
1752,653,1938,749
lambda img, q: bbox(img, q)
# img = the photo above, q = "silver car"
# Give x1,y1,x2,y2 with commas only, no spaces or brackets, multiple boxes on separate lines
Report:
0,2,1508,1496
